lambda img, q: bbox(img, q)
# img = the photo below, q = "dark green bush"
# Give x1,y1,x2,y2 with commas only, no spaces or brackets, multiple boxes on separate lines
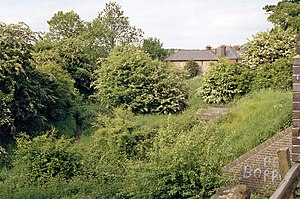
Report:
184,60,199,78
199,61,254,104
93,45,188,114
252,57,292,91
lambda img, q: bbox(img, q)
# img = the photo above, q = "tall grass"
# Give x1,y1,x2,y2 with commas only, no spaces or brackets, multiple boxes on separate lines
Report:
216,89,292,162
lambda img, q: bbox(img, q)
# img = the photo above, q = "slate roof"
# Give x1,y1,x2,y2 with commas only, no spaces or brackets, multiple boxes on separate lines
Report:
165,46,245,62
215,46,243,59
165,50,218,61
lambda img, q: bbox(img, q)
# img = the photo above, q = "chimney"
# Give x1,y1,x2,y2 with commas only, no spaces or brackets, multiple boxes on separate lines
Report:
221,45,226,57
206,45,212,51
234,45,240,51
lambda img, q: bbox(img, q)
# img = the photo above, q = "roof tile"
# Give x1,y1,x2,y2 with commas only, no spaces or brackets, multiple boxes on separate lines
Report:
165,50,218,61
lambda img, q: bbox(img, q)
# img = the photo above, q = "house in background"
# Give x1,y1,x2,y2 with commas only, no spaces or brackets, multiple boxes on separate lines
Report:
165,45,244,75
165,49,218,74
215,45,244,62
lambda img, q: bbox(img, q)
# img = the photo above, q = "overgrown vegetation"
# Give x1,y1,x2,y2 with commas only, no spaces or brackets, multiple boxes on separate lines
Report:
199,61,254,104
184,60,199,78
93,45,188,114
0,0,297,198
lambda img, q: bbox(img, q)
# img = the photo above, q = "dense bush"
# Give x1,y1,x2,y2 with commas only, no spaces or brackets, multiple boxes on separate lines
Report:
243,26,296,68
0,23,80,143
93,45,188,114
120,122,226,199
11,132,82,185
252,57,292,91
199,61,254,104
92,108,155,160
184,60,199,78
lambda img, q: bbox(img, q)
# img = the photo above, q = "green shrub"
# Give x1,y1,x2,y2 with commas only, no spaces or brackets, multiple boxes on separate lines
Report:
93,108,155,160
252,57,292,91
120,123,226,199
93,45,188,114
199,61,254,104
11,131,82,185
184,60,199,78
243,27,296,68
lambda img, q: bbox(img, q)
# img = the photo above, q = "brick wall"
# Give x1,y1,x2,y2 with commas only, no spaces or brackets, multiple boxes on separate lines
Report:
292,55,300,162
222,128,292,193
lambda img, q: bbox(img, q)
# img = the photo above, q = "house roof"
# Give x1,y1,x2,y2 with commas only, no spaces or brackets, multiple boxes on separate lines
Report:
165,50,218,61
215,46,244,59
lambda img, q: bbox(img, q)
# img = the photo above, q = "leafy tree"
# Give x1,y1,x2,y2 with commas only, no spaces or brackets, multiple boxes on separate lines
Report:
91,1,143,54
184,60,199,78
199,61,254,104
46,11,98,98
264,1,300,32
252,57,292,91
47,11,86,40
93,45,188,114
0,22,44,140
0,22,79,144
142,37,168,61
33,40,79,120
55,37,97,97
243,26,296,69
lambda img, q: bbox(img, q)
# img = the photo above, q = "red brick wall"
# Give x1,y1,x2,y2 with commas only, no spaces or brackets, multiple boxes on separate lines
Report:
222,128,292,193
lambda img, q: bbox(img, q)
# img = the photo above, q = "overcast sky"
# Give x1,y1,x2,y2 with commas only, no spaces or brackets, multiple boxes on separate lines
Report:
0,0,279,49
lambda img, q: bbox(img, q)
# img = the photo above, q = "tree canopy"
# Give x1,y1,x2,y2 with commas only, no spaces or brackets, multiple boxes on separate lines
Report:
90,1,143,54
93,45,188,114
142,37,168,61
264,1,300,32
0,23,77,143
47,11,86,40
243,26,296,69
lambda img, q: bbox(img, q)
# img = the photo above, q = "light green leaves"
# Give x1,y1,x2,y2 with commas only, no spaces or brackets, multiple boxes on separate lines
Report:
243,27,296,69
93,45,188,114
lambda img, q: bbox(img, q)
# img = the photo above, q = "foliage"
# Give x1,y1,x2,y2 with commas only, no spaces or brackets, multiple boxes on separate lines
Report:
45,2,144,97
120,119,226,199
0,74,293,198
10,132,82,185
0,146,9,169
243,27,296,68
92,108,154,160
93,45,188,114
252,57,292,91
264,1,300,32
40,30,98,98
46,11,97,97
90,1,143,54
184,60,199,78
218,89,292,161
55,37,97,97
33,40,80,120
199,61,254,104
0,22,77,141
142,37,168,61
47,11,86,40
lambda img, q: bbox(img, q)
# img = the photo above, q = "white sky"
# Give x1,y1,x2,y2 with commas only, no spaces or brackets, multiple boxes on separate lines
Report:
0,0,279,49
